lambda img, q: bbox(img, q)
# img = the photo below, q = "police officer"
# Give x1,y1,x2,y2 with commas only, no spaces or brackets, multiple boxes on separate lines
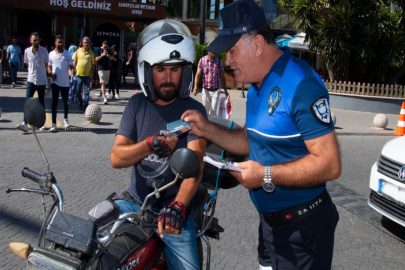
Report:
182,0,341,269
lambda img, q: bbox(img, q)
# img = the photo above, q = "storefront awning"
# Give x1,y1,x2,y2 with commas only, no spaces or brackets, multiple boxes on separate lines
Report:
288,32,310,51
2,0,166,20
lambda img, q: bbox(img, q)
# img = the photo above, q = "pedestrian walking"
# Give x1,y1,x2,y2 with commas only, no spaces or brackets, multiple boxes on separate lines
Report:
0,41,3,86
193,51,229,116
68,43,77,56
108,44,121,99
71,42,82,65
6,37,22,87
17,32,49,132
123,45,138,86
48,35,74,132
90,44,99,91
182,0,341,269
95,40,115,104
73,36,95,112
68,42,81,103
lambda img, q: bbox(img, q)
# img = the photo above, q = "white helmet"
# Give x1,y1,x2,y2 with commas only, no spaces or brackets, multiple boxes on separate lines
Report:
137,19,195,101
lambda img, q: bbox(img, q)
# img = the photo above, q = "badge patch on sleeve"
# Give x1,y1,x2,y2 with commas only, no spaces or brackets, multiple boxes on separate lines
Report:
268,87,282,115
310,98,331,125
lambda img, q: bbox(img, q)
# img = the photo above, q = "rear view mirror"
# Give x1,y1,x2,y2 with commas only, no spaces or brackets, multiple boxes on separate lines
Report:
24,98,45,129
170,148,200,179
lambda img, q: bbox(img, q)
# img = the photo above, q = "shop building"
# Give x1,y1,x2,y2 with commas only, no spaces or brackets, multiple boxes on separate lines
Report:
0,0,166,59
166,0,294,44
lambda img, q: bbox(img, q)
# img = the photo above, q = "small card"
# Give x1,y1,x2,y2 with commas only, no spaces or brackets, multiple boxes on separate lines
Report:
165,119,191,138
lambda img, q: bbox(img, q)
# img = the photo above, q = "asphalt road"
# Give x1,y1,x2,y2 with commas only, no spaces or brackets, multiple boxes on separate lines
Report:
0,74,404,269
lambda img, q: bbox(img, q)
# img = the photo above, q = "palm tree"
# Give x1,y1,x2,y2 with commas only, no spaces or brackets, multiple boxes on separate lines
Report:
278,0,405,84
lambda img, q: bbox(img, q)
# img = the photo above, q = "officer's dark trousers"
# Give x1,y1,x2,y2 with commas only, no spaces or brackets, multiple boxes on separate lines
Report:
258,200,339,270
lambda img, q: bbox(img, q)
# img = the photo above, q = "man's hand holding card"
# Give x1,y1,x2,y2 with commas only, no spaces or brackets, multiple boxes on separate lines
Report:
164,119,191,138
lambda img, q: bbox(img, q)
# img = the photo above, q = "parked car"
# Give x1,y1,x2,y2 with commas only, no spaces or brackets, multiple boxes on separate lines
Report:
368,136,405,227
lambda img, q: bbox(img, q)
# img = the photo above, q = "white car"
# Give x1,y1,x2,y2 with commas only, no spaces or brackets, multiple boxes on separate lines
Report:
368,136,405,227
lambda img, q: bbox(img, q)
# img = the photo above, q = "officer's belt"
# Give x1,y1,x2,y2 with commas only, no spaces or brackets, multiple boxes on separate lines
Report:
260,189,330,226
204,87,219,91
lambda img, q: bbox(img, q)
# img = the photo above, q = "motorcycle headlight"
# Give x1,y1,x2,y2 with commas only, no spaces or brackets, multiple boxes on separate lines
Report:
28,249,81,270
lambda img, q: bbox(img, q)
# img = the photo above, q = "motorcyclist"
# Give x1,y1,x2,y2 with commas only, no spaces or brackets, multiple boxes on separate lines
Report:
110,19,207,269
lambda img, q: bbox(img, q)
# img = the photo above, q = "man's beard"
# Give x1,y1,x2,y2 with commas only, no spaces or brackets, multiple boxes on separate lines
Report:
153,82,178,102
56,45,63,51
33,44,39,48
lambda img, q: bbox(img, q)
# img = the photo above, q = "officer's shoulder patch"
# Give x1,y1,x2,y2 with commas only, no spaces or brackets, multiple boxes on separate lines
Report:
310,97,331,126
268,87,282,115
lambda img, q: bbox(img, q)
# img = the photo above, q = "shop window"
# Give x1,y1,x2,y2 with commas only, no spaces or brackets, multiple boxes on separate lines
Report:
167,0,182,17
166,0,232,20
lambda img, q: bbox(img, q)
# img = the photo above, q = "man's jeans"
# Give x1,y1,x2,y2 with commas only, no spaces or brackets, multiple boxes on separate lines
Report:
24,82,46,122
9,62,19,84
76,76,90,111
115,200,200,270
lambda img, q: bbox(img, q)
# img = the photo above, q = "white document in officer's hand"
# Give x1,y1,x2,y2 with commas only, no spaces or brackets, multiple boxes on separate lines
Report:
203,155,243,172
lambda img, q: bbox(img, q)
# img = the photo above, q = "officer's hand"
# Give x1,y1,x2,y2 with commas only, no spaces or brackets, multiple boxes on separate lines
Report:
229,160,265,189
192,87,198,96
157,201,186,238
181,110,209,137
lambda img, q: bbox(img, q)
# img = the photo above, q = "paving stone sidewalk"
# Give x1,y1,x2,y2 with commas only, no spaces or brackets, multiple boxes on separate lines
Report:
0,70,401,134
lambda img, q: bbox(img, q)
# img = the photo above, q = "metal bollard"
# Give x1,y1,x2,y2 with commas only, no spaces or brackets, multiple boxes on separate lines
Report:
239,83,245,98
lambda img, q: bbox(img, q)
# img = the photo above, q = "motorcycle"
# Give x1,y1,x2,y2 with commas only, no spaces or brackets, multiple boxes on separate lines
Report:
7,98,245,270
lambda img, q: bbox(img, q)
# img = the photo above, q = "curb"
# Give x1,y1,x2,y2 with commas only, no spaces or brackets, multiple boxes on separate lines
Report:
0,127,118,132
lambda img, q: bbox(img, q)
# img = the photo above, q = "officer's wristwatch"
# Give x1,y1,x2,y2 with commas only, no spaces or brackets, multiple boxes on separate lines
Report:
262,166,275,193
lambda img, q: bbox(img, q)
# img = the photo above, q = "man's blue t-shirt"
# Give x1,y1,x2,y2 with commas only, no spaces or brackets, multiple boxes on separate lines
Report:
7,45,21,63
117,94,207,211
246,49,334,214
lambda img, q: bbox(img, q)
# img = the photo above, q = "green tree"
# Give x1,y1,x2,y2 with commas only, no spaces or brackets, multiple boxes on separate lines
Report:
194,44,207,68
278,0,405,84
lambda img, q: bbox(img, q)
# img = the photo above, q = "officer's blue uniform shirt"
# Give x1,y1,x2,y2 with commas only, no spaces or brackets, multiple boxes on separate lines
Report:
246,49,334,214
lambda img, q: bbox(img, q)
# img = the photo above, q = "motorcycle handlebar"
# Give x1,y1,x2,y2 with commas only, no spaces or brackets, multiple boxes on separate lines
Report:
140,222,158,229
21,167,52,189
21,167,42,184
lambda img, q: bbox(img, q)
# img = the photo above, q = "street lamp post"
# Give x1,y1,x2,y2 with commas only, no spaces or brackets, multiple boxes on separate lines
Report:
239,83,245,98
199,0,207,45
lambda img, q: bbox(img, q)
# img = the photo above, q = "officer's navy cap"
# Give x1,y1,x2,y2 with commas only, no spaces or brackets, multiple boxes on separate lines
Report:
206,0,267,54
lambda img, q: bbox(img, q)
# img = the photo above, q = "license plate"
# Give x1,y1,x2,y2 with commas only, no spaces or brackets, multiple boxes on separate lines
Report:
379,179,405,205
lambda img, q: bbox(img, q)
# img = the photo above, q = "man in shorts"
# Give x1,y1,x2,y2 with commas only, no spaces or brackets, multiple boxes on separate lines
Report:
95,40,115,104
